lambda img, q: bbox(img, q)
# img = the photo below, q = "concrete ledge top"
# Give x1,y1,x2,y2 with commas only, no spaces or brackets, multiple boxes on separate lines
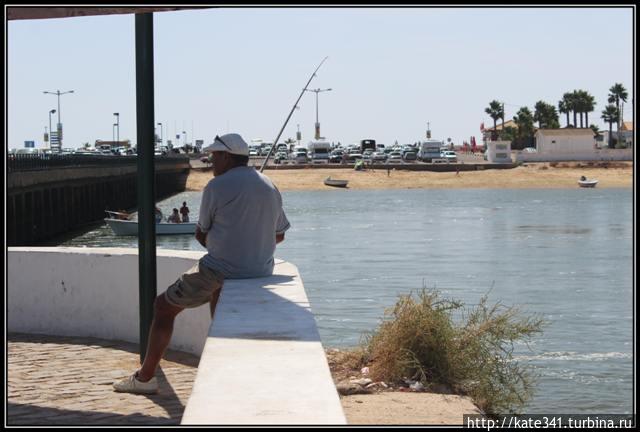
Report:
181,260,346,425
8,246,205,260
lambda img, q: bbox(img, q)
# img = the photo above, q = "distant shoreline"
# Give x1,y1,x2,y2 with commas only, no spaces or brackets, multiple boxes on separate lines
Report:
186,162,632,191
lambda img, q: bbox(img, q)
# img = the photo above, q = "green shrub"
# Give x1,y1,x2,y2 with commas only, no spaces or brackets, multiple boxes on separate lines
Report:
359,288,546,416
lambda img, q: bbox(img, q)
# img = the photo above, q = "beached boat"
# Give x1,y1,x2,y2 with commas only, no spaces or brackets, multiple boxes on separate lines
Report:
578,177,598,188
324,177,349,188
104,211,196,236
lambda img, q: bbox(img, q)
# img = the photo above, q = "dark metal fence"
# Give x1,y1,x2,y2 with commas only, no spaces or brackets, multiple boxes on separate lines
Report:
7,153,189,172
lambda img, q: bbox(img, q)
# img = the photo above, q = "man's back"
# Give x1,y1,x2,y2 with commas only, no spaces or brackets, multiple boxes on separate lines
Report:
198,166,290,279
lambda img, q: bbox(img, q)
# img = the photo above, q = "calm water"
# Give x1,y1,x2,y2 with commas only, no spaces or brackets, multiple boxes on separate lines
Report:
56,188,633,414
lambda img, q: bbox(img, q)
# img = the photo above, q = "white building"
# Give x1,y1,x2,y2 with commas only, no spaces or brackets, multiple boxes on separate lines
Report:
535,128,595,154
487,140,512,163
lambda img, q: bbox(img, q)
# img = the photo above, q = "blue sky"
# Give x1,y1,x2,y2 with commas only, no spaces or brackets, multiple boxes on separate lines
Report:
7,6,634,149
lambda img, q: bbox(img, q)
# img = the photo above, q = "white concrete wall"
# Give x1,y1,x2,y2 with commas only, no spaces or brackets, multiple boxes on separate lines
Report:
487,141,512,163
182,260,346,425
536,132,595,154
7,247,212,356
514,148,633,162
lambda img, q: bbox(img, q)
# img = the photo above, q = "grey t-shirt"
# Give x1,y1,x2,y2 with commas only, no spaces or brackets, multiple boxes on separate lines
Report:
197,166,290,278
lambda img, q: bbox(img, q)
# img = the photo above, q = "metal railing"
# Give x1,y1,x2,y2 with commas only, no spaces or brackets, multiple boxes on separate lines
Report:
7,153,189,172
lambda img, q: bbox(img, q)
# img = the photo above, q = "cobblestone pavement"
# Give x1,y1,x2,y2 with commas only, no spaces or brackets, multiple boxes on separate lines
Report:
8,333,200,426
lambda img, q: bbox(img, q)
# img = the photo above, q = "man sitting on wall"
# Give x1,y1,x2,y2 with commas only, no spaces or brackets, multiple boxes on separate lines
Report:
113,133,291,394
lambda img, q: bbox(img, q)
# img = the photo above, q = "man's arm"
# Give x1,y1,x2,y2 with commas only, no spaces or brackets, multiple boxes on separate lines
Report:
195,226,207,248
276,232,285,244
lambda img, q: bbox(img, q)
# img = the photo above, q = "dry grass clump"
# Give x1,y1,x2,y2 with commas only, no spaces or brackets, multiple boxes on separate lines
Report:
356,289,546,416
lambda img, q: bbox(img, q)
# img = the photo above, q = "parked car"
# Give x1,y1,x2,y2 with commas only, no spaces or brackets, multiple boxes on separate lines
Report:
388,152,403,163
291,151,308,164
372,151,387,162
346,153,363,162
402,151,418,162
523,147,537,153
274,152,288,164
329,150,344,163
441,150,457,162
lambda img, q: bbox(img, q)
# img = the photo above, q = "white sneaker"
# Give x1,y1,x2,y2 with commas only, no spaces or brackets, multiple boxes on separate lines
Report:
113,373,158,394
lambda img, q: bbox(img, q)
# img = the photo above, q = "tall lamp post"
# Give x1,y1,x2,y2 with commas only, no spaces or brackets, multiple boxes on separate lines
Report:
43,90,73,151
48,109,56,149
183,130,187,151
113,112,120,144
304,87,332,140
113,123,118,144
157,122,163,147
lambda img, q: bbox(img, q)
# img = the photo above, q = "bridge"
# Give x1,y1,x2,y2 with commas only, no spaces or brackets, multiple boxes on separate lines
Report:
7,154,190,246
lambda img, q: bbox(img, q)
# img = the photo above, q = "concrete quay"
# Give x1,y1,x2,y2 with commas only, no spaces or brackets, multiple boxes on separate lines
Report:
8,333,199,425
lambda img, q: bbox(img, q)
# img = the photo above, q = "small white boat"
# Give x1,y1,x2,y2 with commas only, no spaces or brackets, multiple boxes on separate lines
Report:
104,211,196,236
578,178,598,188
324,177,349,188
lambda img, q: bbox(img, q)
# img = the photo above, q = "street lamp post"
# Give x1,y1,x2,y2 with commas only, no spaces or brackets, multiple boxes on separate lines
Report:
183,130,187,151
113,123,118,145
304,87,332,140
48,109,56,149
113,113,120,145
157,122,163,147
43,90,74,151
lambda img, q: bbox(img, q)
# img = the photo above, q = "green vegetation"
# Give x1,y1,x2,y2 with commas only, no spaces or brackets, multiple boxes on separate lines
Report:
486,82,628,150
350,288,546,416
484,100,505,141
601,105,619,149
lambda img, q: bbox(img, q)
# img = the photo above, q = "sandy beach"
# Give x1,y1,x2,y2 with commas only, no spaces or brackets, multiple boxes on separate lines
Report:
186,162,632,192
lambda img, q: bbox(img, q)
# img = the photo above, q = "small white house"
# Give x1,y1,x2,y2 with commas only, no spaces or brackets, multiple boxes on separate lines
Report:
535,129,595,154
487,140,512,163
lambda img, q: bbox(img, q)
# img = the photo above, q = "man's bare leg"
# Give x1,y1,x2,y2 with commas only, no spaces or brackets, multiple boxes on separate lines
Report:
137,294,184,382
209,286,223,319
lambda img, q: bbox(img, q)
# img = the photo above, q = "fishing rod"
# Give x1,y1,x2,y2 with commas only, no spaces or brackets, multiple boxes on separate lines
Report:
260,56,329,172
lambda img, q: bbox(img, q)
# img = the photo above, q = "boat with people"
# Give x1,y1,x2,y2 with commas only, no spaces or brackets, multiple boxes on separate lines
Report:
578,176,598,188
104,210,196,236
324,177,349,188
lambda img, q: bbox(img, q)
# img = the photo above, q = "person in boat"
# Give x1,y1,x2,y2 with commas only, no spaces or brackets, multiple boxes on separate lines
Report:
116,210,130,220
114,132,290,394
154,207,163,223
180,201,190,222
580,175,587,181
167,208,181,223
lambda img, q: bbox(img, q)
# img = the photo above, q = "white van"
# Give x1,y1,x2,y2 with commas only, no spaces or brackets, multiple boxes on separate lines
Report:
418,140,444,162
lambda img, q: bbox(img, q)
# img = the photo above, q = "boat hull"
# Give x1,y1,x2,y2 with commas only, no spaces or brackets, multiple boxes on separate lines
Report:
324,177,349,188
105,218,197,236
578,180,598,188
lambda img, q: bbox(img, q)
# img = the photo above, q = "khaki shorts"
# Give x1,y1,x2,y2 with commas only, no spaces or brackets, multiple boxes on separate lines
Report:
165,262,225,308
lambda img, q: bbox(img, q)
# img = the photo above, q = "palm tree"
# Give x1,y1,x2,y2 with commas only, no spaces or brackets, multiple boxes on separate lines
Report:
513,107,535,149
558,99,570,128
572,90,596,128
485,100,504,140
581,91,596,127
534,101,560,129
601,105,619,149
561,92,577,127
608,83,628,136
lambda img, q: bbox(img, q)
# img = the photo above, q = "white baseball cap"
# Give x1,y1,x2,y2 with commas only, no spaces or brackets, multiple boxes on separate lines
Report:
203,133,249,156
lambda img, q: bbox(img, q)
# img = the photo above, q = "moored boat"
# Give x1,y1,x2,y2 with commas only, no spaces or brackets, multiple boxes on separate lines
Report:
578,176,598,188
324,177,348,188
